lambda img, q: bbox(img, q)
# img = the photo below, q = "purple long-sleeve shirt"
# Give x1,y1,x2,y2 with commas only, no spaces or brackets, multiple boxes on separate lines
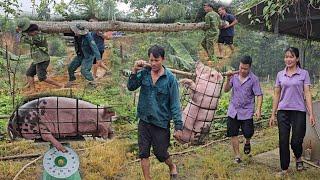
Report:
275,67,311,112
227,72,263,120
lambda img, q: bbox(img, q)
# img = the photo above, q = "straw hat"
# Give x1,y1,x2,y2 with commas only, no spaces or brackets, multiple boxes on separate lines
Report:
17,17,30,31
70,23,89,35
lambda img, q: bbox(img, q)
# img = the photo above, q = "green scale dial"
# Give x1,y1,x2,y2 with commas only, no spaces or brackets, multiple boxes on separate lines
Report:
43,146,81,179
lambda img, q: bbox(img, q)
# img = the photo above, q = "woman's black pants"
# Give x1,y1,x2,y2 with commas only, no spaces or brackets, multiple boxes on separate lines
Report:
277,110,306,170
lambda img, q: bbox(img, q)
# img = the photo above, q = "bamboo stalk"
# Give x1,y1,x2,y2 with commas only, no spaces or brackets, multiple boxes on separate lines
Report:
0,115,10,119
126,137,230,164
303,159,320,169
0,153,42,161
168,68,195,77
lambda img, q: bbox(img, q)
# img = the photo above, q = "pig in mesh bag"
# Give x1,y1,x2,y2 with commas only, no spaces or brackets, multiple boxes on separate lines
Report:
178,61,224,145
7,96,115,143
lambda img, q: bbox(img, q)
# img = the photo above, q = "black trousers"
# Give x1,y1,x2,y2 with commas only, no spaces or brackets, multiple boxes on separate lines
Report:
138,120,170,162
277,110,306,170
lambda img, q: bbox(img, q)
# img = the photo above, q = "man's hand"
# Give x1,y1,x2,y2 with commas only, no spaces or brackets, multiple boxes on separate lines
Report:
132,60,147,74
225,70,239,80
53,142,68,153
254,109,261,120
173,130,183,140
97,31,104,36
222,24,231,29
269,114,276,127
309,114,316,127
16,27,22,33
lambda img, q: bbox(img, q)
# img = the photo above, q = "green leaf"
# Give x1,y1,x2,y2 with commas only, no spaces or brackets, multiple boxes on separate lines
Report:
167,38,195,71
263,6,269,15
286,7,290,13
255,18,261,23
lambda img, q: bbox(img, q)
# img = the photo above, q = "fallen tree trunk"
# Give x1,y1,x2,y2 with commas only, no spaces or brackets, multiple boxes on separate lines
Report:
30,20,206,33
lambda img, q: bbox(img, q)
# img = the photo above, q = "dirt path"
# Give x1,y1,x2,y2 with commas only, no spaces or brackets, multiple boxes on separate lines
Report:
21,47,112,96
198,43,235,71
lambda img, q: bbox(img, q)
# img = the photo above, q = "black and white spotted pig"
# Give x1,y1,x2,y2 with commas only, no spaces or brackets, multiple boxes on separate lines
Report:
7,97,115,152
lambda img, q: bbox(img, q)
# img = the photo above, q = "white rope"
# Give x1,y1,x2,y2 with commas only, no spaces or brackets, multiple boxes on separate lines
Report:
13,155,43,180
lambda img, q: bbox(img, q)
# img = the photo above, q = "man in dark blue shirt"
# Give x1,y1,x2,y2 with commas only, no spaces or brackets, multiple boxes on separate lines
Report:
65,23,101,88
218,6,238,58
127,45,182,180
89,18,110,78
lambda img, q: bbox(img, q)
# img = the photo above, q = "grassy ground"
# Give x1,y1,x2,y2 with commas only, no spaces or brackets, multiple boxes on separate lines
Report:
2,126,319,179
119,127,320,180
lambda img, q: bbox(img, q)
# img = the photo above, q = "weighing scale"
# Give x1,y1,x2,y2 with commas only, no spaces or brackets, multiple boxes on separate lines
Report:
42,143,81,180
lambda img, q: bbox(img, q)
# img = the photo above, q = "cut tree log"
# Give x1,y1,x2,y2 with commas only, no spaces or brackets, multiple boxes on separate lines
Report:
30,21,206,33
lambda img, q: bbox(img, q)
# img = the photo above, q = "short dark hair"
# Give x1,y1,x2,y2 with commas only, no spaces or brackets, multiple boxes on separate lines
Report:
219,6,226,10
24,24,39,33
240,55,252,66
89,17,99,22
148,45,165,58
204,2,215,9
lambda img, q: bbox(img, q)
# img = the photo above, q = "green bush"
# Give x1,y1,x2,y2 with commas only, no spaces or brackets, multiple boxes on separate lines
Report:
0,57,4,75
50,56,67,75
48,36,67,57
159,2,186,23
216,93,230,116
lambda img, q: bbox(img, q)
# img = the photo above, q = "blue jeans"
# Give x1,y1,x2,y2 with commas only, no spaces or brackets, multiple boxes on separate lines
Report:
68,55,94,81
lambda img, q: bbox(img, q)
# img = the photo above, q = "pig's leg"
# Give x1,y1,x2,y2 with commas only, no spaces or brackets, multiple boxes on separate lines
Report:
98,123,114,139
179,79,197,101
107,126,114,139
179,79,196,90
39,124,67,152
43,134,67,152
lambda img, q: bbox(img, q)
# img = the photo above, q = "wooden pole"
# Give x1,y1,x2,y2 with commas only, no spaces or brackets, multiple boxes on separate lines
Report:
0,153,42,161
167,68,195,77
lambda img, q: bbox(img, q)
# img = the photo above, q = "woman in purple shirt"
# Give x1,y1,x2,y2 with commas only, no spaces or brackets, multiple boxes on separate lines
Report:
269,47,316,176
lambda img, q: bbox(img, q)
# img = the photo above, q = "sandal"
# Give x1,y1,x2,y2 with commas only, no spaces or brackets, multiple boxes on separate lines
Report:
170,174,178,180
234,157,242,164
244,143,251,154
170,164,178,179
296,161,304,171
